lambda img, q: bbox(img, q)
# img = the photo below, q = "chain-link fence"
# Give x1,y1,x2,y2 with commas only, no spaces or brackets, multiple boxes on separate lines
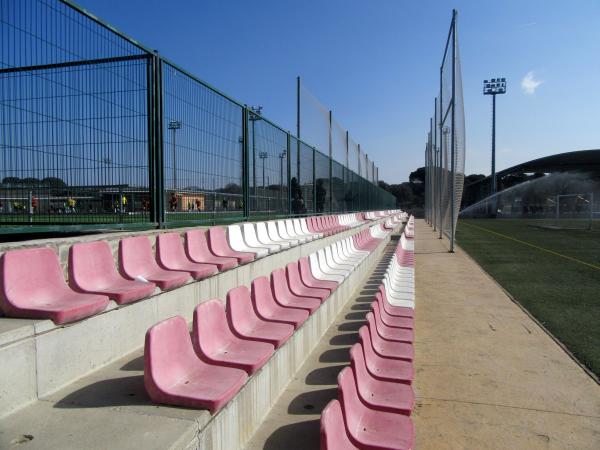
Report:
424,9,466,251
0,0,395,232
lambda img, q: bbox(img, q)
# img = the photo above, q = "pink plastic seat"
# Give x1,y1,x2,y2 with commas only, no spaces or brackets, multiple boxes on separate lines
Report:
206,227,255,265
227,286,294,348
377,288,414,319
367,312,414,344
0,247,109,324
371,301,413,329
286,262,329,302
156,233,218,280
251,276,309,329
320,400,360,450
144,316,247,413
185,229,238,271
69,241,156,304
364,322,413,361
358,326,414,384
298,257,338,293
192,299,274,374
119,236,190,291
271,268,321,314
337,367,414,450
350,344,414,415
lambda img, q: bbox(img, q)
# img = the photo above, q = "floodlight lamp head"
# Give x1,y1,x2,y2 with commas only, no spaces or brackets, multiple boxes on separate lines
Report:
259,151,268,159
483,77,507,95
168,120,182,129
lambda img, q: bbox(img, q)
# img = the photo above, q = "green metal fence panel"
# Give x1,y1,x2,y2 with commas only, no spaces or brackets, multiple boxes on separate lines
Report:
248,113,288,220
0,0,153,228
0,0,397,233
161,61,244,226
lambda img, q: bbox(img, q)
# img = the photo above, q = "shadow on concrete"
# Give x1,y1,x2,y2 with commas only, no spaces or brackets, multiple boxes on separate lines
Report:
305,364,347,385
262,420,321,450
54,375,149,408
287,388,339,415
329,333,359,346
120,356,144,371
318,347,351,363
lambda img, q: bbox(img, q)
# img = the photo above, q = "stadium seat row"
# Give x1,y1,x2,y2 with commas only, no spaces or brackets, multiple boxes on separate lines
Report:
143,219,400,413
321,217,417,450
0,212,398,325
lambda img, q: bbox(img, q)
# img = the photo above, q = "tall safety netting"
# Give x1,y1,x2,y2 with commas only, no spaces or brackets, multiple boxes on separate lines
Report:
424,9,466,251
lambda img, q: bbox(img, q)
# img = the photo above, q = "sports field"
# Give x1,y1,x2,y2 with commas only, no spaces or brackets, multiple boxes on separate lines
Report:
457,218,600,378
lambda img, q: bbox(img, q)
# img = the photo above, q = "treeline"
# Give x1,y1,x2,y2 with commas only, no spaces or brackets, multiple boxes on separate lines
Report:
377,167,425,216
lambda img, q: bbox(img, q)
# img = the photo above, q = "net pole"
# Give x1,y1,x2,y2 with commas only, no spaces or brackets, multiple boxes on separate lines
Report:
296,76,301,139
449,10,457,253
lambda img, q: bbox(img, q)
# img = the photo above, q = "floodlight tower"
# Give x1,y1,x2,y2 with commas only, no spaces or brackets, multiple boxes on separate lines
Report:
483,78,506,200
168,121,182,191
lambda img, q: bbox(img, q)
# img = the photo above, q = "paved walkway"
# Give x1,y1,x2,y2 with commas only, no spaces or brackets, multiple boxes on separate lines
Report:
413,219,600,449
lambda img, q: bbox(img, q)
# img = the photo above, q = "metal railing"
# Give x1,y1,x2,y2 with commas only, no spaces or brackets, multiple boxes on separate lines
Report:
0,0,395,232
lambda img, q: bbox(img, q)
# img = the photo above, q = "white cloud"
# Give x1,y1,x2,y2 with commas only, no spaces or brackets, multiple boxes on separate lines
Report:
521,71,543,95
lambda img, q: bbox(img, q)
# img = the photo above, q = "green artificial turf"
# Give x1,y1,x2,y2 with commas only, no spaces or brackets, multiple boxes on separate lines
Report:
457,218,600,378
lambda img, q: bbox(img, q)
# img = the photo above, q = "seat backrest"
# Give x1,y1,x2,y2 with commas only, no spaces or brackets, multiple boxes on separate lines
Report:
1,247,68,307
156,232,187,265
227,225,249,252
242,223,262,248
358,325,378,365
251,276,276,316
192,299,232,356
337,367,362,433
349,343,370,389
320,399,358,450
266,221,282,241
285,262,304,293
270,267,293,300
119,236,156,278
144,316,201,386
276,221,291,239
70,240,119,290
185,229,212,260
226,285,258,333
298,257,316,284
207,227,233,255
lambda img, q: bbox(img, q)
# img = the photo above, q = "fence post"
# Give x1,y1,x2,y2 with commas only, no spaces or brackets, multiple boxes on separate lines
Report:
148,52,165,227
449,10,457,253
242,106,250,219
328,110,333,213
287,132,292,215
312,146,317,214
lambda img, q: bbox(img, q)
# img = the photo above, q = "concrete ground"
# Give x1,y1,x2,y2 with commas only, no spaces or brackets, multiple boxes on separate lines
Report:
245,219,600,450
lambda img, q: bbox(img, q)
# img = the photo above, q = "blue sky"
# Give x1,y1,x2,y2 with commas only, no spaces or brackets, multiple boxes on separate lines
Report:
74,0,600,183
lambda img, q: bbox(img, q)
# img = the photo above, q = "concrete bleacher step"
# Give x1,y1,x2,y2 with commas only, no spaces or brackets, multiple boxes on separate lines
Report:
0,217,401,449
0,217,384,420
243,239,405,449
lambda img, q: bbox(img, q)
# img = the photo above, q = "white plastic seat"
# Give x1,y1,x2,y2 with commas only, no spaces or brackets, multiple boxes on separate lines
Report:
285,220,308,243
256,222,288,249
276,221,300,246
242,223,280,254
319,248,350,278
309,253,345,283
268,221,298,247
292,219,315,241
329,243,357,269
300,218,322,239
227,225,269,258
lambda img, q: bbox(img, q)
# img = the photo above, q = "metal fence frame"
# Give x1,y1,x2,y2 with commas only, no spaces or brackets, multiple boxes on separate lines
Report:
424,9,466,252
0,0,395,233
